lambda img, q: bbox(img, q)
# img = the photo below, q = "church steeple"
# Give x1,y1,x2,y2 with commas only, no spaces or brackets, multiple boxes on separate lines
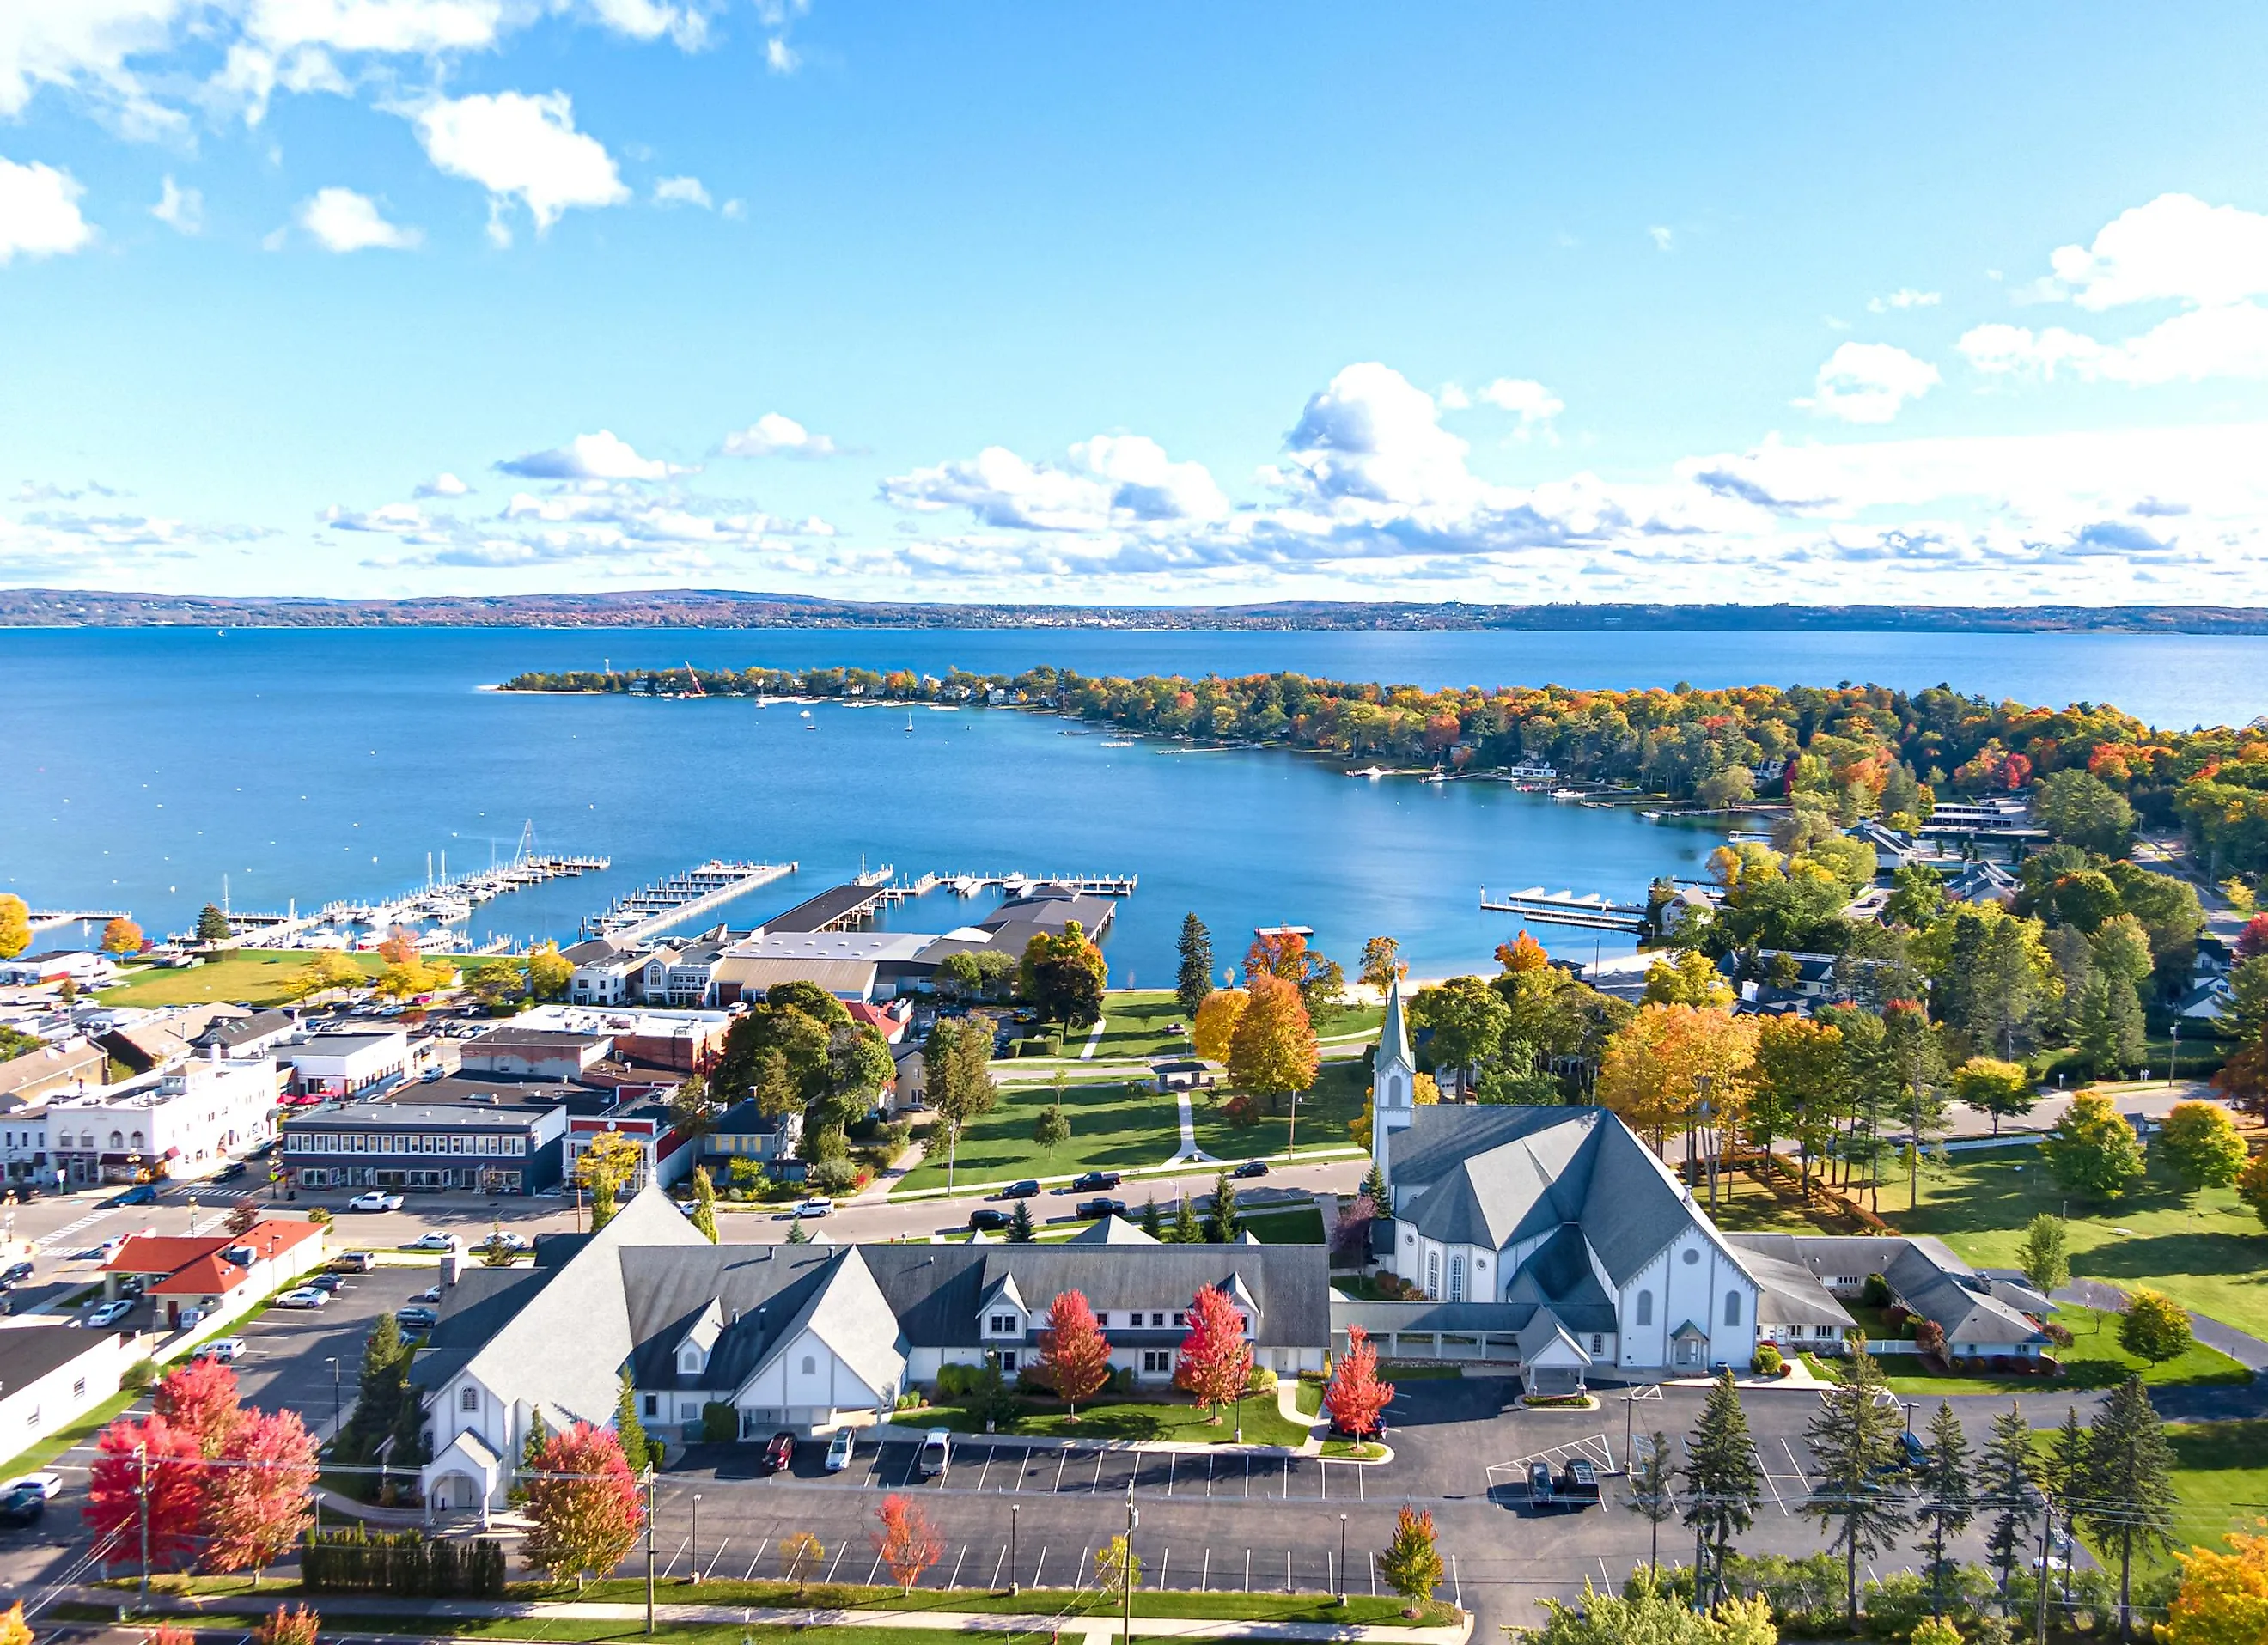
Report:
1371,970,1418,1192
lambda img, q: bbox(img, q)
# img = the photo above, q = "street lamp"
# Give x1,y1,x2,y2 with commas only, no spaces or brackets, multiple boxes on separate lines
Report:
1337,1514,1348,1605
690,1493,702,1585
2168,1021,2181,1087
1009,1503,1019,1594
326,1357,342,1437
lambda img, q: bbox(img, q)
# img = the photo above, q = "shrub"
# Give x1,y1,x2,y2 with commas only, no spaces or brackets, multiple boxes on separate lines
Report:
2043,1319,2074,1348
701,1402,737,1444
1913,1319,1946,1358
1861,1272,1892,1307
1247,1365,1277,1395
120,1358,157,1394
1753,1344,1784,1376
805,1158,859,1195
2119,1288,2194,1363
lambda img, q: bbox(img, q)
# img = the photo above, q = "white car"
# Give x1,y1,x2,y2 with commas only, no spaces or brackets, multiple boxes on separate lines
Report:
403,1232,460,1252
348,1192,404,1212
482,1231,531,1252
2,1473,62,1501
826,1428,855,1471
192,1338,247,1363
273,1287,329,1308
86,1299,134,1328
795,1197,832,1218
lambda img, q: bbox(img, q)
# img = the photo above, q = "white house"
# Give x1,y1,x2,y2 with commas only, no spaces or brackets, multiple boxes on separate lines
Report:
0,1323,145,1453
43,1056,280,1186
280,1029,411,1098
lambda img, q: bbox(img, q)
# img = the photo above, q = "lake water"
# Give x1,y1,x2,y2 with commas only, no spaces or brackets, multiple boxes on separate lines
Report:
5,625,2264,980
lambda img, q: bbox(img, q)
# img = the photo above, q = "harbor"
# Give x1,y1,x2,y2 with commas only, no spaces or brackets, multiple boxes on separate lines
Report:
580,860,797,941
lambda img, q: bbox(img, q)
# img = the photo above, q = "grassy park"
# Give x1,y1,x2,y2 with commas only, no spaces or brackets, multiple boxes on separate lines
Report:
97,949,388,1007
1867,1304,2252,1396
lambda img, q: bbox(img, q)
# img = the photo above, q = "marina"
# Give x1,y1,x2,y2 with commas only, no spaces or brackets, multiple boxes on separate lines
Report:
582,860,797,941
1478,886,1652,935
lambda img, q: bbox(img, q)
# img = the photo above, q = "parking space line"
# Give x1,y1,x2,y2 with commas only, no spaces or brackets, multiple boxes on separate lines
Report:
1320,1460,1327,1501
1753,1445,1788,1517
744,1538,767,1582
1033,1547,1046,1587
1090,1450,1104,1494
704,1538,731,1580
948,1545,966,1587
1242,1454,1251,1497
1158,1548,1168,1589
1053,1450,1070,1493
1166,1454,1176,1496
976,1448,994,1491
825,1543,847,1582
990,1546,1005,1589
1357,1462,1365,1502
1200,1548,1210,1590
1779,1436,1811,1490
1204,1452,1215,1496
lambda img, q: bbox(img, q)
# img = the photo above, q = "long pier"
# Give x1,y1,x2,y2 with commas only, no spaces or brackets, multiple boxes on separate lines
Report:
585,861,797,941
27,909,131,935
1480,886,1649,935
942,872,1138,896
230,851,613,947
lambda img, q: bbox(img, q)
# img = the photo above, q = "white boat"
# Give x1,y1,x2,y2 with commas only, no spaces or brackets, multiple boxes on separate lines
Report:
1550,788,1585,801
1350,765,1388,779
800,708,813,719
1640,810,1665,822
1100,740,1134,747
1424,769,1449,784
905,715,915,733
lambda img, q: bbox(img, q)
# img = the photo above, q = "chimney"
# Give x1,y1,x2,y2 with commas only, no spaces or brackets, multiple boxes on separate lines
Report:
440,1248,461,1287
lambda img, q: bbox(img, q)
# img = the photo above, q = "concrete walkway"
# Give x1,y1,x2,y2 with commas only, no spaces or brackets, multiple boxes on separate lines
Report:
1080,1018,1108,1060
1165,1088,1216,1167
75,1587,1471,1644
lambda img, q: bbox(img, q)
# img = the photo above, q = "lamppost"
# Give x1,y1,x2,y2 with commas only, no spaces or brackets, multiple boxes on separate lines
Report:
1009,1502,1020,1594
690,1492,702,1585
2168,1021,2181,1087
1337,1514,1348,1605
326,1356,342,1437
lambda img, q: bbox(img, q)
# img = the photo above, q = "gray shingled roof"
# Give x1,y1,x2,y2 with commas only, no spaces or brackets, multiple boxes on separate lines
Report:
1725,1233,2046,1348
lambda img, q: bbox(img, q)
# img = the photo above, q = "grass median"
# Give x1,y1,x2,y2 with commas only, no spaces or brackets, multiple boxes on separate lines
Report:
887,1395,1309,1446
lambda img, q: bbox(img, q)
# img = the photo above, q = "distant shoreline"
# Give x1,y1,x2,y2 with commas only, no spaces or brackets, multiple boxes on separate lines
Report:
9,588,2268,634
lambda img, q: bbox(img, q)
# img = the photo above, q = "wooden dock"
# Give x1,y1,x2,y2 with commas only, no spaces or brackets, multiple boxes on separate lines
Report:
585,861,797,941
942,872,1138,897
1480,886,1649,935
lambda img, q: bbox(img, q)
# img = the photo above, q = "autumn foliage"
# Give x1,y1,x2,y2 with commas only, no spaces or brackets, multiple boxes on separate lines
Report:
871,1494,944,1593
1227,972,1319,1104
85,1413,206,1571
2167,1522,2268,1645
202,1409,319,1575
1036,1289,1113,1417
156,1357,248,1456
251,1605,320,1645
1323,1325,1394,1437
1174,1284,1253,1420
521,1423,643,1588
1192,988,1247,1063
1594,1003,1758,1146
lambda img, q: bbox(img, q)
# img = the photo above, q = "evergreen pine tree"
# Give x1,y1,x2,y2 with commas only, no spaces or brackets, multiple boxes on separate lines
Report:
1171,1191,1199,1245
1801,1345,1913,1629
1981,1402,2042,1603
2043,1405,2090,1508
1917,1402,1973,1617
784,1219,811,1245
1175,914,1215,1021
1680,1369,1761,1607
343,1314,407,1459
1141,1196,1162,1239
1360,1161,1389,1207
1008,1199,1036,1243
1626,1430,1679,1575
1207,1167,1241,1243
614,1370,651,1476
2078,1376,2179,1638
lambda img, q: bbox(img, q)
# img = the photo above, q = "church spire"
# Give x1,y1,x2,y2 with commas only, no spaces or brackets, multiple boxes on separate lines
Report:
1381,969,1411,1073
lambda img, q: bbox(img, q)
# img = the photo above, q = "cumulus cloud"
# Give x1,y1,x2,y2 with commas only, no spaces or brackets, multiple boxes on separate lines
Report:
0,156,94,263
0,0,188,131
1868,288,1941,313
412,472,470,497
652,174,710,209
1960,307,2268,385
298,186,420,251
765,36,799,72
149,174,200,233
412,90,628,242
882,433,1228,532
1796,342,1941,423
495,430,688,481
716,412,840,459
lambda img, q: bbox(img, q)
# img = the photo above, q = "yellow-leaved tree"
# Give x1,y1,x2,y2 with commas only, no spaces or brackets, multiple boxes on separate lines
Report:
1227,973,1320,1142
1192,988,1247,1063
2166,1522,2268,1645
1595,1004,1759,1189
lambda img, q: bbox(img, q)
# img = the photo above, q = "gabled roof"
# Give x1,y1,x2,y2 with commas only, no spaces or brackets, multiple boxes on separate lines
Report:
1064,1215,1158,1246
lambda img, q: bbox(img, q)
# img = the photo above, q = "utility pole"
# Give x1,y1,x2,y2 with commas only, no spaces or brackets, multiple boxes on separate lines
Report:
2033,1504,2052,1645
1122,1485,1137,1645
643,1470,655,1634
137,1441,151,1612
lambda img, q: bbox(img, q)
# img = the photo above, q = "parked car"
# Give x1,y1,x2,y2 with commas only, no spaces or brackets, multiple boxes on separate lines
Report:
1558,1459,1600,1508
483,1231,531,1252
1070,1171,1121,1192
192,1339,247,1364
1527,1461,1557,1509
107,1184,157,1208
999,1180,1041,1200
966,1209,1011,1232
413,1284,443,1303
403,1232,459,1252
760,1430,796,1474
348,1191,404,1213
395,1305,439,1331
916,1429,950,1479
308,1274,345,1293
3,1472,63,1501
826,1428,855,1471
86,1299,134,1328
274,1287,329,1309
332,1251,377,1272
1231,1161,1270,1179
0,1260,32,1287
117,1275,147,1299
0,1486,44,1528
795,1197,832,1219
1075,1197,1127,1221
216,1161,247,1182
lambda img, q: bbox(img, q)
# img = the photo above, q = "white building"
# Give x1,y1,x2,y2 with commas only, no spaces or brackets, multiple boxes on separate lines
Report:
563,939,645,1008
0,1323,145,1454
42,1056,280,1185
280,1029,411,1097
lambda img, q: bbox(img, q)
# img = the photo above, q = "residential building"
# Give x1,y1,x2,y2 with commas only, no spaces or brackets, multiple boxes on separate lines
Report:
44,1057,279,1185
0,1322,146,1455
700,1100,802,1173
511,1005,729,1073
0,1035,107,1116
643,931,733,1007
412,1188,1328,1512
564,1097,697,1192
189,1009,299,1061
1727,1234,2053,1360
100,1004,250,1075
101,1217,328,1331
281,1029,412,1098
564,938,644,1007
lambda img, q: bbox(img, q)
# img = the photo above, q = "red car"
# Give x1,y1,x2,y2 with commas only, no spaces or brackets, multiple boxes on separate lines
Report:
761,1430,796,1474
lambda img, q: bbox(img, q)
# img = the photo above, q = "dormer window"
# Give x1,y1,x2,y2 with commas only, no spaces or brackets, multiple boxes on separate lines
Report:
678,1345,706,1375
989,1313,1019,1335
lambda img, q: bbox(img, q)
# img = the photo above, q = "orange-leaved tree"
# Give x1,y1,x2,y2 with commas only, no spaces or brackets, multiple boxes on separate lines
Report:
1594,1002,1758,1158
1227,972,1318,1139
522,1423,643,1590
1174,1285,1253,1422
872,1494,944,1593
101,917,144,955
251,1605,319,1645
1038,1289,1113,1419
2166,1521,2268,1645
1495,931,1550,974
155,1356,247,1457
84,1413,204,1571
1323,1325,1394,1438
204,1408,319,1578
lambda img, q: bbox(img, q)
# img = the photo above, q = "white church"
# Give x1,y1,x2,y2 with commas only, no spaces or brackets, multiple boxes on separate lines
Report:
1361,975,1765,1379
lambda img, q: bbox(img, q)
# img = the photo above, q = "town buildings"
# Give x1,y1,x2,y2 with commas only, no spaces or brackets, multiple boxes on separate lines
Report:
40,1055,279,1186
101,1216,329,1331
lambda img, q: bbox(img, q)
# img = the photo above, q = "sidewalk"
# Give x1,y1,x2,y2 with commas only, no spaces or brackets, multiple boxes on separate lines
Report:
69,1587,1471,1645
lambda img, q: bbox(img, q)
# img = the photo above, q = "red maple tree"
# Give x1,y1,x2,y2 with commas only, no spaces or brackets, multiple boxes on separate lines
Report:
1173,1284,1253,1422
1037,1289,1113,1419
871,1493,944,1593
1322,1325,1394,1437
522,1423,643,1589
252,1605,320,1645
156,1356,247,1457
204,1409,319,1575
83,1413,205,1570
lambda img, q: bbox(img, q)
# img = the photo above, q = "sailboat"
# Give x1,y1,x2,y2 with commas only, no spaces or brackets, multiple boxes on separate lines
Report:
905,714,915,733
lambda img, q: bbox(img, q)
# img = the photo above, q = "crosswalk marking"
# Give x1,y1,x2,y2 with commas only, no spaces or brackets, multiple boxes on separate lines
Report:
30,1209,115,1253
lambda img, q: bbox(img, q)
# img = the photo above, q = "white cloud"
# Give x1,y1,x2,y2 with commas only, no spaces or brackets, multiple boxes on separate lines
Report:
412,472,469,497
881,433,1227,532
1796,341,1940,423
716,412,838,459
298,186,420,251
1867,288,1941,313
765,35,799,72
1273,361,1486,510
0,0,187,131
149,174,201,233
652,174,710,209
2046,192,2268,311
1473,377,1564,436
0,156,94,264
1960,305,2268,386
412,90,628,238
578,0,708,48
1648,225,1674,252
495,430,687,481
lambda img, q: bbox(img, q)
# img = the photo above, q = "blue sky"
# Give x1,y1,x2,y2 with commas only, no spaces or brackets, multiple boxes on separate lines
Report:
7,4,2268,606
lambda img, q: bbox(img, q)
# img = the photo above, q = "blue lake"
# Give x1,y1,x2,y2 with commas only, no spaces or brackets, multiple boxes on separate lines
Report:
4,625,2264,979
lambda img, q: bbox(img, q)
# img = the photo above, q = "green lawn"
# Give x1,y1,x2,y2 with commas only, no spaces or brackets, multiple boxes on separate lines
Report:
889,1395,1309,1446
2163,1419,2268,1558
894,1075,1186,1193
1879,1305,2253,1396
1088,990,1198,1060
1887,1150,2268,1343
99,950,385,1007
1229,1204,1326,1244
1191,1057,1368,1163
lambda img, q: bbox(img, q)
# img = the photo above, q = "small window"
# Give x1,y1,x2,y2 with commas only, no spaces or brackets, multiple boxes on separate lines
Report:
801,1356,816,1375
1173,1312,1186,1327
1724,1291,1742,1326
1150,1313,1164,1327
643,1394,659,1417
71,1379,86,1399
1636,1290,1653,1326
460,1386,479,1411
1590,1334,1604,1354
1681,1247,1700,1266
1143,1350,1171,1374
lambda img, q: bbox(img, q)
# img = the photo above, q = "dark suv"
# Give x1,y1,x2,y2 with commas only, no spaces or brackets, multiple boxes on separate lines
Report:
966,1209,1011,1232
1000,1180,1041,1199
